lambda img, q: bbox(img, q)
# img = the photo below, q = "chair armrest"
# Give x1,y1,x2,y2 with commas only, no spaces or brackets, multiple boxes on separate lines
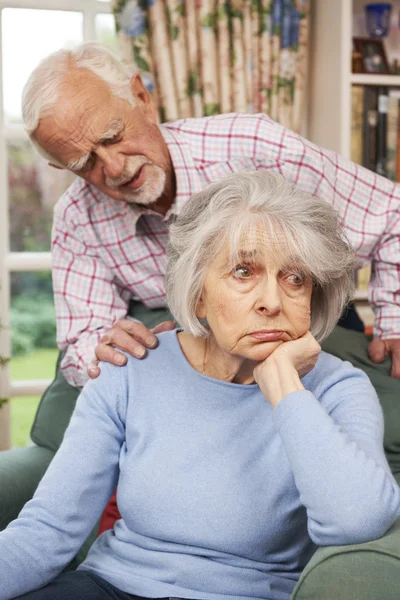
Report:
0,445,54,530
291,517,400,600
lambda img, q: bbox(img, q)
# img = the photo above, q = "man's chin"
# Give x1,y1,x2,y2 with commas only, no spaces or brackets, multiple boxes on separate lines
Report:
118,169,166,206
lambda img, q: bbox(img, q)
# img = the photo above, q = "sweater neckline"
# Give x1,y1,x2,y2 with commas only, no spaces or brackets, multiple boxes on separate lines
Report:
170,329,260,391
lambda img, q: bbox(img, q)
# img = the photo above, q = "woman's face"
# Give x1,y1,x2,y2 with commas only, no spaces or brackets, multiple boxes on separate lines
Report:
196,229,313,362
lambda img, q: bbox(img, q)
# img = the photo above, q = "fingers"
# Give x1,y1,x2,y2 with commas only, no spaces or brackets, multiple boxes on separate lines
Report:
99,328,148,360
286,331,321,356
113,319,159,348
88,358,100,379
391,352,400,379
151,320,175,334
387,340,400,379
87,318,175,378
368,338,386,363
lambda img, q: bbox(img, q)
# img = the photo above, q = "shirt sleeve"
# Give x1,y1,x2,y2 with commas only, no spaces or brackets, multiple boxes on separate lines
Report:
272,359,400,546
0,361,128,600
52,199,129,388
255,116,400,340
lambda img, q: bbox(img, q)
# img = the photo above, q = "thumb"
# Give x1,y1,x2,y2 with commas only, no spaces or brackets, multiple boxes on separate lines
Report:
368,338,386,363
151,320,175,334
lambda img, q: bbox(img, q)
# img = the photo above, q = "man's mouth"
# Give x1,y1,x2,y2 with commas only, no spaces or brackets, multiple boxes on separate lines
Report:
120,165,146,190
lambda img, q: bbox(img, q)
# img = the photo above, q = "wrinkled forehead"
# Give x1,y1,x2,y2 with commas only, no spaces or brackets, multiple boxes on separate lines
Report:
214,222,303,272
33,69,116,160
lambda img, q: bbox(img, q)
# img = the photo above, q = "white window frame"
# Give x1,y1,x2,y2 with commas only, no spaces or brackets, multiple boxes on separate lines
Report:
0,0,114,449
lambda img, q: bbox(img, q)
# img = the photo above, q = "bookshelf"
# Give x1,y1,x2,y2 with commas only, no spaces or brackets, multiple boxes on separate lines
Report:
309,0,400,157
351,74,400,85
307,0,400,325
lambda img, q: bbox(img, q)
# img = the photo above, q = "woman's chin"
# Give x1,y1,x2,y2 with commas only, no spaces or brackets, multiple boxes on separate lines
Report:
243,339,285,362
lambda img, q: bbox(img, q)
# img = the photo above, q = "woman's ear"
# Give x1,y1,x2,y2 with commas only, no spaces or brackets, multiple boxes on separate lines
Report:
195,297,206,319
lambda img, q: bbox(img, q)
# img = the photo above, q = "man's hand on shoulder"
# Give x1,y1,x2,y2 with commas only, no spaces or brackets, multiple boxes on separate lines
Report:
368,338,400,379
88,319,175,378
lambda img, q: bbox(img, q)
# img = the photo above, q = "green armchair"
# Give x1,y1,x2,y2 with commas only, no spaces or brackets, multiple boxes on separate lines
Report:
1,308,400,598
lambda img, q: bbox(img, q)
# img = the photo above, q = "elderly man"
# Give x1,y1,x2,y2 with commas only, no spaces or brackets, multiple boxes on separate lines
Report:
22,43,399,441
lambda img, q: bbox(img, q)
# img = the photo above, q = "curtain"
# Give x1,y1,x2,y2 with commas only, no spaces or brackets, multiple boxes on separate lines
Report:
112,0,310,133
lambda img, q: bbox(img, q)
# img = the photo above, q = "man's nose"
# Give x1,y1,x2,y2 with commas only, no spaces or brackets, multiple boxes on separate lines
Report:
97,147,125,179
256,278,282,315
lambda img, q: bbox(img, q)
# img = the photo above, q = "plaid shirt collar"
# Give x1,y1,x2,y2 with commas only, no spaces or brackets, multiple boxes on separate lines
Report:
122,125,203,228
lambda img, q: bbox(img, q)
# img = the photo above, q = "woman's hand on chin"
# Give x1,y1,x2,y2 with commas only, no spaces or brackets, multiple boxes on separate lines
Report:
253,332,321,408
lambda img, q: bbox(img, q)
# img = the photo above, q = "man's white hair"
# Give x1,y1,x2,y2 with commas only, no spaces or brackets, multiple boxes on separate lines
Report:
22,42,136,158
166,170,357,342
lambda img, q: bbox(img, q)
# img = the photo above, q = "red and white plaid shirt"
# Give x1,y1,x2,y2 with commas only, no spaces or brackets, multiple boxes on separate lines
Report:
52,113,400,387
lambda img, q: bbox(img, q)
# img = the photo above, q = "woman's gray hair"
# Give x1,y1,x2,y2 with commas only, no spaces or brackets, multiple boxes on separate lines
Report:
22,42,136,141
166,170,357,342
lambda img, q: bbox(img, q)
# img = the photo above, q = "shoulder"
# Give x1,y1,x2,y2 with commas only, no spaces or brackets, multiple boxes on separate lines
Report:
52,179,128,245
53,178,101,224
161,113,286,161
53,177,122,226
111,329,184,382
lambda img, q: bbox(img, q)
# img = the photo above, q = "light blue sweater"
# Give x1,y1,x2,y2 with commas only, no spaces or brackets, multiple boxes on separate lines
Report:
0,330,399,600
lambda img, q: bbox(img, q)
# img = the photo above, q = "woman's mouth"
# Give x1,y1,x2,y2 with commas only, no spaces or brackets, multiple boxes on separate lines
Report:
249,330,285,342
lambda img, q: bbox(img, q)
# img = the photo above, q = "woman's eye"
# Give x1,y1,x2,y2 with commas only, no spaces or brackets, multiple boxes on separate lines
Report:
286,273,304,286
232,265,253,279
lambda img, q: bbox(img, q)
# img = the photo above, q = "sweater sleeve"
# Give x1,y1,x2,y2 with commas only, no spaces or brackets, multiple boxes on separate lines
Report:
272,358,400,547
0,362,128,600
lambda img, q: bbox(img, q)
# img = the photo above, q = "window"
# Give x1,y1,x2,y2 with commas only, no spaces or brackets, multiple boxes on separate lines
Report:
0,0,116,448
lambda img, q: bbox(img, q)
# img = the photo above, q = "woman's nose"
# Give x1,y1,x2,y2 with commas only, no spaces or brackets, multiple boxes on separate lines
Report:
256,280,282,315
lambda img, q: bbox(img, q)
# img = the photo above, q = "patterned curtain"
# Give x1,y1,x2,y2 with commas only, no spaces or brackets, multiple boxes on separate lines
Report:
112,0,310,133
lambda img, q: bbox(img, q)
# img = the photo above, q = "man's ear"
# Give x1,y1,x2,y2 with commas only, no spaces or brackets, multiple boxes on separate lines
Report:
130,74,157,123
48,162,65,170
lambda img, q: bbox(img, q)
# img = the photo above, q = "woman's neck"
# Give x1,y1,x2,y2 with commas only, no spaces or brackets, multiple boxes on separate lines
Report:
178,331,257,385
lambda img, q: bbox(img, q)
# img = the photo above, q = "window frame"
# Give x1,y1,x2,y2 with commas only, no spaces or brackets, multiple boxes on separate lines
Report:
0,0,114,449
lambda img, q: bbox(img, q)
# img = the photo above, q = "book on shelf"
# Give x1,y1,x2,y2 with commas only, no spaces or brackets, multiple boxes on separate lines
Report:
356,264,371,292
376,86,388,177
351,85,400,182
386,90,400,181
362,86,378,172
351,85,363,165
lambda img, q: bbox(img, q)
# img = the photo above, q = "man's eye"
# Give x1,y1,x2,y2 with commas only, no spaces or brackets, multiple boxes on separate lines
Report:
232,265,253,279
80,154,96,173
103,134,122,146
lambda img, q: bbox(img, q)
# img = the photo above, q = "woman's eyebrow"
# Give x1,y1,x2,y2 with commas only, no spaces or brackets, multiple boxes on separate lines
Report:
237,249,258,259
220,249,259,271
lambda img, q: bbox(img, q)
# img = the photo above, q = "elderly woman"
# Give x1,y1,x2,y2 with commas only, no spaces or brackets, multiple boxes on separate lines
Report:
1,171,399,600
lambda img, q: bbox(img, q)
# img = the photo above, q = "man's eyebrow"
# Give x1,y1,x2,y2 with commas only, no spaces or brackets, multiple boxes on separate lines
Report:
67,152,91,172
98,119,124,143
66,120,124,171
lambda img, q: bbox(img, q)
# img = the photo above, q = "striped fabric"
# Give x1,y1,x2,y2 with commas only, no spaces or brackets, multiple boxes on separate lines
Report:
52,113,400,387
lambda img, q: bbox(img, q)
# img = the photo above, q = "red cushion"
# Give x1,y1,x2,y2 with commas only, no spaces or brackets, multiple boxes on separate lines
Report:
98,490,121,535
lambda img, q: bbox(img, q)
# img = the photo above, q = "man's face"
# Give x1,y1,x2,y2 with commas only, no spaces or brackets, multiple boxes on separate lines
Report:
34,69,172,206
